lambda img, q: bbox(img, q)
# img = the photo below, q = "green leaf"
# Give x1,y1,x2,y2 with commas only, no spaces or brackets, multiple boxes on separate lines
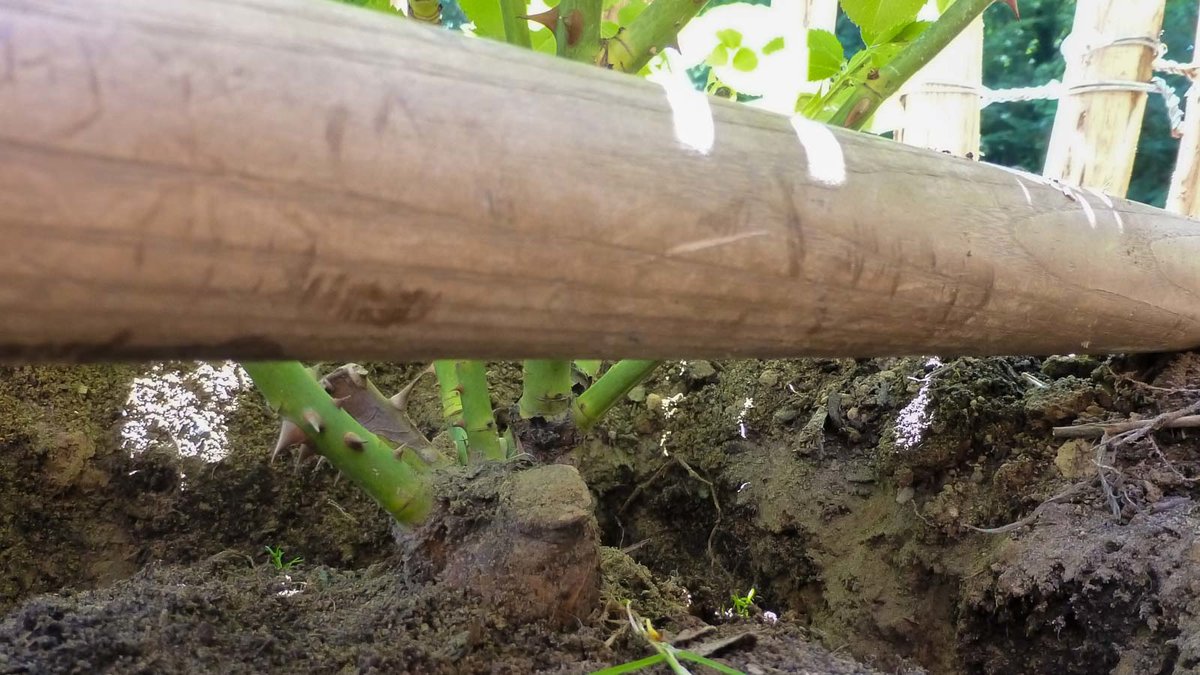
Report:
840,0,926,45
574,360,602,378
459,0,506,40
716,28,743,49
762,36,786,56
731,47,758,72
794,92,817,114
588,654,668,675
706,44,730,67
864,42,906,69
675,651,747,675
530,26,556,54
871,18,930,46
894,20,932,42
806,28,844,81
936,0,954,11
601,20,620,39
616,0,647,26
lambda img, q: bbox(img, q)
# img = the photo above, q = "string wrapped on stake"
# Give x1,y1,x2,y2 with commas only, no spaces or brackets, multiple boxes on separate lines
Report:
907,35,1193,139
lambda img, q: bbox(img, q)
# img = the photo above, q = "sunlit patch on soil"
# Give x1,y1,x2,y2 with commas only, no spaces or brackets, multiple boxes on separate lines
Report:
120,361,249,462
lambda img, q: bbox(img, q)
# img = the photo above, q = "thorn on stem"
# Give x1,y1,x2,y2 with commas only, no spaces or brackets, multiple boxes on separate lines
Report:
292,442,316,474
344,432,367,451
303,408,324,434
272,420,307,463
524,7,559,32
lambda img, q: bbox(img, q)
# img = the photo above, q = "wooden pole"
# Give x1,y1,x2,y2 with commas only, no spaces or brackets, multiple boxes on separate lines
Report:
2,0,1200,363
1167,8,1200,218
1043,0,1166,196
894,5,983,157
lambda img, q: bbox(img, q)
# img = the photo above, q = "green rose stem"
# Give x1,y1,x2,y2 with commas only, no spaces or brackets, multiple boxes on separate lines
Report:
573,359,661,431
827,0,1003,129
243,361,434,525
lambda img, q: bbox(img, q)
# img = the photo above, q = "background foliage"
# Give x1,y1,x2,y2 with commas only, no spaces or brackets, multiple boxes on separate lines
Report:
982,0,1196,206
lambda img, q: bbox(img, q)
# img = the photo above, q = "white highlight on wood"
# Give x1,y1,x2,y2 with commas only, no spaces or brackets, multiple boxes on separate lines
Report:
1012,177,1033,206
789,116,846,187
650,54,715,156
1085,187,1125,232
1075,188,1098,229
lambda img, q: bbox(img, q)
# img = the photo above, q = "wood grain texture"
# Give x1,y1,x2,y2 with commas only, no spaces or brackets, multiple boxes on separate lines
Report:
1043,0,1165,196
0,0,1199,363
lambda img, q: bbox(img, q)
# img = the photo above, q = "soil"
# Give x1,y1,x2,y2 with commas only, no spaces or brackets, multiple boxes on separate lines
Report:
2,353,1200,674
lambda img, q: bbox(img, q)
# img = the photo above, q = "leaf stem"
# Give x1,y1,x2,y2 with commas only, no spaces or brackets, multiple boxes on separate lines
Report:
827,0,996,129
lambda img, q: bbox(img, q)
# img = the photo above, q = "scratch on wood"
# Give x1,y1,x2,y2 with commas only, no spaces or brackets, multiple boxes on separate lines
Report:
957,266,996,326
937,284,960,324
325,104,350,160
132,188,171,268
777,177,806,278
666,231,768,256
59,37,103,138
0,22,12,84
303,272,437,327
697,199,748,236
373,91,420,135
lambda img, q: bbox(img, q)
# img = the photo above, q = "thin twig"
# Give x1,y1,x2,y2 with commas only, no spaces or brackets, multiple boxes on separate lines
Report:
1148,436,1199,483
673,455,723,565
963,480,1093,534
621,537,656,555
1094,448,1122,519
620,460,672,514
1053,414,1200,438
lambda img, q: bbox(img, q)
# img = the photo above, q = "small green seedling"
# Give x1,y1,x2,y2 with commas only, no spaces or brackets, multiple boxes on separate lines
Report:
730,588,755,619
589,602,746,675
264,545,303,571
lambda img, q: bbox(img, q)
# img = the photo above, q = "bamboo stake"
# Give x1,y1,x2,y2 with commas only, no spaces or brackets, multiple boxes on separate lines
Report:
893,5,983,157
2,0,1200,362
1166,8,1200,218
1043,0,1166,196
